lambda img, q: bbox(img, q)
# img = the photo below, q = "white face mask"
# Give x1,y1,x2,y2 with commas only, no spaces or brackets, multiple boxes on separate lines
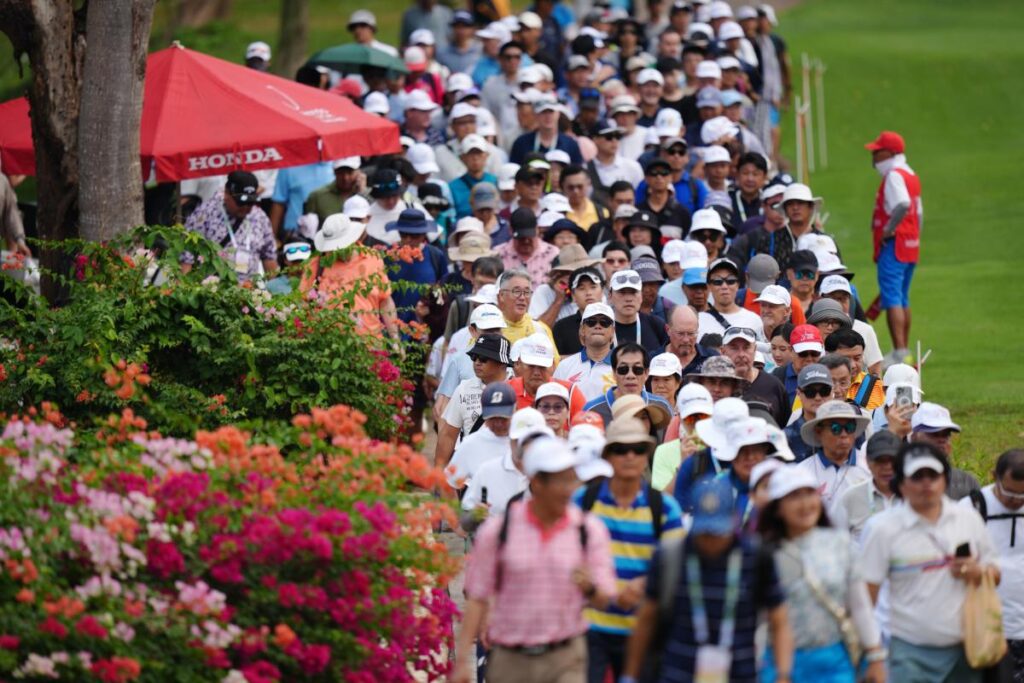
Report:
874,156,896,177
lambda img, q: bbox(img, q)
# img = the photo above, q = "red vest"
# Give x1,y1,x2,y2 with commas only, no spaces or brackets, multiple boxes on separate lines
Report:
872,167,922,263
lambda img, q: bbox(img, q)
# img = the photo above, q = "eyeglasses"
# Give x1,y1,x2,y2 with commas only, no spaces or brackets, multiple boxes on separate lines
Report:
690,231,720,243
794,270,817,281
612,273,642,287
671,330,697,338
797,350,821,359
536,400,567,413
583,317,613,328
649,170,671,177
616,364,646,376
607,443,649,457
827,421,858,436
502,287,532,299
665,147,687,156
801,384,832,399
708,277,739,286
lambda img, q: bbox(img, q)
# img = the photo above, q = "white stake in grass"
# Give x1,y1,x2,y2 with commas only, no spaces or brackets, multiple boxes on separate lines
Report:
815,59,828,170
802,53,815,173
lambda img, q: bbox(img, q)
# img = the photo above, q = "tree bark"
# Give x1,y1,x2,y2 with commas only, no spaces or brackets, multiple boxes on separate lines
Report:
0,0,85,302
78,0,157,242
274,0,309,80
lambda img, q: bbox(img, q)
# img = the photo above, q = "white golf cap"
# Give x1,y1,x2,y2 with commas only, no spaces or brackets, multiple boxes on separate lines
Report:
755,284,791,306
680,240,709,269
702,116,739,145
448,72,474,92
695,60,723,80
655,108,684,137
690,207,727,234
675,383,714,420
661,240,686,265
767,465,819,501
449,102,479,121
342,195,370,220
750,458,784,491
538,210,562,229
406,143,440,175
476,108,498,137
701,144,732,165
519,334,556,368
246,41,272,61
717,55,742,71
540,193,571,214
523,436,578,477
348,9,377,27
814,250,847,275
737,5,759,20
409,28,435,45
903,450,946,478
637,68,665,86
610,269,643,292
467,283,499,305
545,149,571,166
582,302,614,321
518,64,544,85
498,163,520,191
796,232,837,254
519,10,543,28
718,21,744,41
761,183,787,202
510,407,551,440
649,352,683,378
883,362,921,390
819,274,852,295
460,134,489,155
614,204,639,221
535,382,570,403
709,1,734,19
717,416,774,462
363,91,390,115
911,402,962,433
722,326,757,346
469,303,507,330
609,94,641,115
476,21,509,41
332,156,361,170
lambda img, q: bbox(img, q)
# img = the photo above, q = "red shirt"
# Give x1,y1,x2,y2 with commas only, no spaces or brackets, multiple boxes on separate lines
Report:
509,376,587,422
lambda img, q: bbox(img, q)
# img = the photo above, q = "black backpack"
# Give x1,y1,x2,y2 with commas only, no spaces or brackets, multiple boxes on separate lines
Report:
494,493,589,591
579,478,665,540
969,489,1023,547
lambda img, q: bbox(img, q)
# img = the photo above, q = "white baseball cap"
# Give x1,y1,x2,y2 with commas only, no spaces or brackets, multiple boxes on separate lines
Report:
453,216,485,235
332,156,361,170
819,274,852,295
246,41,272,62
722,326,757,346
701,144,731,165
406,143,440,175
709,1,734,19
796,232,837,254
767,465,819,501
609,94,641,115
717,56,742,71
467,283,499,305
540,193,571,214
814,250,847,275
510,408,551,440
545,149,571,166
404,46,429,71
755,284,791,306
701,116,739,145
476,108,498,137
409,28,435,46
535,382,570,403
498,163,520,191
661,240,686,265
343,195,370,220
460,134,489,155
696,60,723,80
690,208,727,234
637,68,665,86
680,240,709,269
761,183,787,202
469,303,507,330
538,210,562,229
476,21,510,42
519,333,556,368
448,72,474,93
750,458,784,491
523,436,578,477
718,21,744,41
649,352,683,378
883,362,921,390
519,10,543,29
581,302,614,321
449,102,479,121
675,383,714,420
610,269,643,292
904,452,946,478
911,402,962,433
655,108,684,138
363,91,390,115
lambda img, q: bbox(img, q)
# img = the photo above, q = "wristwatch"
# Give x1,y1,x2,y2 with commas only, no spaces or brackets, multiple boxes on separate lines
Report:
865,648,889,663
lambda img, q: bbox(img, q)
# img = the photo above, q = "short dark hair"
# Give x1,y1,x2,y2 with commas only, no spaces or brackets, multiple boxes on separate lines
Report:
609,180,634,197
499,40,526,55
819,352,852,373
472,255,504,279
612,342,649,368
737,152,768,174
699,333,723,350
825,327,865,352
891,441,951,499
559,164,587,188
771,322,795,343
603,240,630,257
995,449,1024,481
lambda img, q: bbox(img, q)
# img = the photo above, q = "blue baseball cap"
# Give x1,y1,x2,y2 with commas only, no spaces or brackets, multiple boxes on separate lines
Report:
683,267,708,286
719,90,747,108
690,477,736,536
480,381,517,419
451,10,475,25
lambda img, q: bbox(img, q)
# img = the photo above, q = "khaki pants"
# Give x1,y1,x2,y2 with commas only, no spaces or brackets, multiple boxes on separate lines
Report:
487,635,586,683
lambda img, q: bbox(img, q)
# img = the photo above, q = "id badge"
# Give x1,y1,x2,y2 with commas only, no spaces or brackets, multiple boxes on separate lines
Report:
694,644,731,683
232,248,252,274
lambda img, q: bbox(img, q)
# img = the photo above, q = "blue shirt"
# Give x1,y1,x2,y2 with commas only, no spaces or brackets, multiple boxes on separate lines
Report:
271,163,334,232
389,244,449,323
784,414,814,463
472,56,501,87
509,132,583,166
437,43,483,76
583,388,672,415
672,450,724,513
635,173,709,217
449,172,498,219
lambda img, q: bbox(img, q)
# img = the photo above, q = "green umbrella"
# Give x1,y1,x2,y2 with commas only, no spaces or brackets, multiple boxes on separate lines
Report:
307,43,409,75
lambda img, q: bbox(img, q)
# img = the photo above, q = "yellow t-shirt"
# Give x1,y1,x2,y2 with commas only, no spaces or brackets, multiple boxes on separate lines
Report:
567,201,600,231
502,315,559,364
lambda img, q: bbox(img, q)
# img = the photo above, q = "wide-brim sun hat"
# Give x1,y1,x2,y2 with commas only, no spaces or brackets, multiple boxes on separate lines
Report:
610,394,670,429
694,397,749,450
314,213,363,252
799,400,871,448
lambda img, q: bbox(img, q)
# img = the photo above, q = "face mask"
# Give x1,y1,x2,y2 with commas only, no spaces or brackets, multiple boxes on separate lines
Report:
874,156,896,177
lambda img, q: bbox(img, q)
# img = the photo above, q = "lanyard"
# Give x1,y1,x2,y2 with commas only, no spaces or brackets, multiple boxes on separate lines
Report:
687,548,742,647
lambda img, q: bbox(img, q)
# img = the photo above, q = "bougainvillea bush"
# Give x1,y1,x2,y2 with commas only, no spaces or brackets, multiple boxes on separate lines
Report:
0,403,458,682
0,226,427,440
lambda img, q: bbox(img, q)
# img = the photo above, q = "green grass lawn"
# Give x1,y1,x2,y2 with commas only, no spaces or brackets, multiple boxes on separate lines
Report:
779,0,1024,476
2,0,1020,475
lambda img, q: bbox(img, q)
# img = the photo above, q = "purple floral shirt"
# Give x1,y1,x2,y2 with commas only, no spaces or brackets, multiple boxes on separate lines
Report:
181,197,276,280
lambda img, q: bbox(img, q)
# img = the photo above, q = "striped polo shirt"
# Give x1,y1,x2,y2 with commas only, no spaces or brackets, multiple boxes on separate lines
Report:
573,480,685,635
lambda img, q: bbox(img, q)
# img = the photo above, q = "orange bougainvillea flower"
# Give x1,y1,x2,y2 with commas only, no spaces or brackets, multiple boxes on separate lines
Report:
43,596,86,619
273,623,297,649
104,515,139,543
15,588,34,603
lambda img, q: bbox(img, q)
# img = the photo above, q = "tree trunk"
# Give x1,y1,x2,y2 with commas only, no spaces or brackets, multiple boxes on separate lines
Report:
0,0,85,302
274,0,309,80
78,0,157,242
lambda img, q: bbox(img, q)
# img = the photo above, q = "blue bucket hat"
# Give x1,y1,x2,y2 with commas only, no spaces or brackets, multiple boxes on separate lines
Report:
385,208,434,234
690,476,736,536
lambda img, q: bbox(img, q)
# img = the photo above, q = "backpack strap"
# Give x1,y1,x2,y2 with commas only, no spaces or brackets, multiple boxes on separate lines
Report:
706,306,732,331
969,489,988,522
655,534,685,641
648,483,665,540
495,493,526,592
688,176,700,212
580,478,604,512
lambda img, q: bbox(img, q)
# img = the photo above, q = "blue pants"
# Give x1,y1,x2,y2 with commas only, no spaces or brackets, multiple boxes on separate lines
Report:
762,641,854,683
889,637,980,683
877,240,916,309
586,630,626,683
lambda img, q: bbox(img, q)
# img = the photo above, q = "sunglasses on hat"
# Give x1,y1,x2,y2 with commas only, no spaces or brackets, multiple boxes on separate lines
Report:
613,273,642,286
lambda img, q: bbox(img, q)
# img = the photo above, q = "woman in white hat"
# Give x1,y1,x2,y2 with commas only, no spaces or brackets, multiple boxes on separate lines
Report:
711,415,795,526
756,466,885,683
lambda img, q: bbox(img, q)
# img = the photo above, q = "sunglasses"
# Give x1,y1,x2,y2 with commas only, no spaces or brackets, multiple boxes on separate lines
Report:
536,401,567,413
828,421,858,436
797,350,821,359
665,147,687,156
599,133,623,141
616,364,646,376
613,273,642,287
284,244,312,256
607,443,649,457
708,277,739,286
691,230,720,243
794,270,817,280
583,317,613,328
996,480,1024,501
801,384,832,399
649,170,672,177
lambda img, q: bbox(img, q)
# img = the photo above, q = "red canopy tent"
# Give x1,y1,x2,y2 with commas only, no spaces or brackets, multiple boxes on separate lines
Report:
0,44,400,181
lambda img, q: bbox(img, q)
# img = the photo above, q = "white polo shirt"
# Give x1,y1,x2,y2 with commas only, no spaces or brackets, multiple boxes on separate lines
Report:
461,450,528,517
829,477,895,542
861,497,996,647
445,425,510,489
957,486,1024,639
441,377,484,435
794,450,871,510
553,349,614,402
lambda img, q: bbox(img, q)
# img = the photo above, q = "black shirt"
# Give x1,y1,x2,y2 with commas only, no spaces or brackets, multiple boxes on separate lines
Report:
744,370,791,427
552,312,583,356
614,312,669,354
639,193,692,235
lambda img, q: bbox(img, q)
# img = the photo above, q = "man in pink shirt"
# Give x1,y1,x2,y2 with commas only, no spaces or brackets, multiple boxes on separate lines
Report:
495,207,560,289
454,436,618,683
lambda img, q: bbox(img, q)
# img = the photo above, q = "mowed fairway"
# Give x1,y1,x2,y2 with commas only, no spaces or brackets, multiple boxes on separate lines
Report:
778,0,1024,474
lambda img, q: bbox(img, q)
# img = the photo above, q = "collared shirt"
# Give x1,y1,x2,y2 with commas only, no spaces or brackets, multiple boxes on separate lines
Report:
464,502,617,646
528,283,578,323
830,477,894,541
583,388,672,427
303,180,354,224
553,348,614,402
494,239,560,289
501,314,556,348
861,497,996,647
783,414,814,463
566,200,601,231
794,449,871,509
461,450,528,517
573,481,684,635
182,197,276,281
271,162,335,231
445,424,510,489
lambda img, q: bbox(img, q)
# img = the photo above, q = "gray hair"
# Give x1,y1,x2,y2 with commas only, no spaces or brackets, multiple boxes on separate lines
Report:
498,268,531,289
819,353,852,373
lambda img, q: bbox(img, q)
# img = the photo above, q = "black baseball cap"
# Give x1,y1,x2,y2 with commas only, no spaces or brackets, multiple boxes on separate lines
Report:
226,171,259,204
789,249,819,272
467,334,512,366
627,210,657,230
510,208,538,238
867,430,902,460
370,168,403,198
515,166,545,183
644,158,672,175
